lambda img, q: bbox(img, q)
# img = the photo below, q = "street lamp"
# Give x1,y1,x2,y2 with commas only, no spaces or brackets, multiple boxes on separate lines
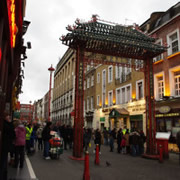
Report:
48,65,55,121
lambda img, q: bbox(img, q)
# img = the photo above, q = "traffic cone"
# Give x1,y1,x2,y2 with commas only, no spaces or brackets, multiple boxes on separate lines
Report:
83,151,90,180
159,144,163,163
94,144,100,165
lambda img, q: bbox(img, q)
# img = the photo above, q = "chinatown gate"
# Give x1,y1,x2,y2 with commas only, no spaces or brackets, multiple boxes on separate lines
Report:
61,15,167,159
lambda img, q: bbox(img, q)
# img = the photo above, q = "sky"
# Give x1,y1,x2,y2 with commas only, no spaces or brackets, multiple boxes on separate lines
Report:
19,0,179,104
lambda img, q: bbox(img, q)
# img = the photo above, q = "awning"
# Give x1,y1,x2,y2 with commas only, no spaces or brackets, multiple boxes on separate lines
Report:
109,108,129,118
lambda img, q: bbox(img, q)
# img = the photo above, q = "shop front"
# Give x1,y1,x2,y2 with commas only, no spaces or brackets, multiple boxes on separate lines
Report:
155,104,180,152
85,111,94,128
130,114,143,131
109,108,129,130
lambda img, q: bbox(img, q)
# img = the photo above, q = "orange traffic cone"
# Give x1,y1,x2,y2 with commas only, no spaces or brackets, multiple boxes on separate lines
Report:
94,144,100,165
83,151,90,180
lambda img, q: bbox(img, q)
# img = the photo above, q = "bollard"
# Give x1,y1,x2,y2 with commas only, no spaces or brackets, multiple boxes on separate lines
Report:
83,151,90,180
94,144,100,165
159,144,163,163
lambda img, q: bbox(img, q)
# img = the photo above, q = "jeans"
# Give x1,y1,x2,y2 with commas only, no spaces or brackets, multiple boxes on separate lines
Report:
14,146,25,168
132,144,139,156
43,141,50,157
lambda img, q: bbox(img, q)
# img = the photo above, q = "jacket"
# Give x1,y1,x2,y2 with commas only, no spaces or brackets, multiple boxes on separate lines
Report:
15,124,26,146
26,126,33,140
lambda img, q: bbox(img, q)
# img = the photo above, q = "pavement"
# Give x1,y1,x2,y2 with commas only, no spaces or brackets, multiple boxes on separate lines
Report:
8,143,180,180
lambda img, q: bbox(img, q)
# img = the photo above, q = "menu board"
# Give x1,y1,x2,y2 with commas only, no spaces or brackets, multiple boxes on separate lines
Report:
156,132,171,139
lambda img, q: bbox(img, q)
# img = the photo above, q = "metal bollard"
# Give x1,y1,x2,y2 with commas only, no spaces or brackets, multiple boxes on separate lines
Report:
94,144,100,165
83,151,90,180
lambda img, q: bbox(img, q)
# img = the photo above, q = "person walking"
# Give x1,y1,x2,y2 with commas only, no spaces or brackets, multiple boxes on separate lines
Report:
94,129,102,154
42,122,52,159
25,123,33,154
14,120,26,168
109,128,116,152
0,112,15,180
117,128,123,153
36,125,43,151
125,129,130,154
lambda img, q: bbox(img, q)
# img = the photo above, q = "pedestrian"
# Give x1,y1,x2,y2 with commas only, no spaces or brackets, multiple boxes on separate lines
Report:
36,125,43,151
125,129,130,154
109,128,116,152
42,122,52,159
83,128,91,151
103,127,109,145
0,112,15,180
176,130,180,165
121,135,126,154
14,120,26,168
25,123,33,154
94,129,102,154
129,129,140,156
139,130,146,155
117,128,123,153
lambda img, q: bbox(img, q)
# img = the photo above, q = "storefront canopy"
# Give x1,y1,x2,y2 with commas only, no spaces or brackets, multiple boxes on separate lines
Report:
109,108,129,118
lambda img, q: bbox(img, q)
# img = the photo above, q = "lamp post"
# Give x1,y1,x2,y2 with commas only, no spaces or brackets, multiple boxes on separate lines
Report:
48,65,55,121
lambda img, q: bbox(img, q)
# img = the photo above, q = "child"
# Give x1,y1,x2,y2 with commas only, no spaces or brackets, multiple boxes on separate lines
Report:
121,136,126,154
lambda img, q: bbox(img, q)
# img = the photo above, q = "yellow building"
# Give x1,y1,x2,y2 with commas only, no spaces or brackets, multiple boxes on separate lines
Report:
84,56,146,132
52,48,75,125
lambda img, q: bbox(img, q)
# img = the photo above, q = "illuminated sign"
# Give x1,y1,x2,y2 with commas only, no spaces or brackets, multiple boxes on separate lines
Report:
7,0,16,48
159,106,171,114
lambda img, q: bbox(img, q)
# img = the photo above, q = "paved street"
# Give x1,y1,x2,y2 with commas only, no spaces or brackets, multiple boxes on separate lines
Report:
24,143,180,180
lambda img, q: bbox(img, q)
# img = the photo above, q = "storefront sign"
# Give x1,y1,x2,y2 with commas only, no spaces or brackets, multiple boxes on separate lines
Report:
159,106,171,114
128,104,145,112
7,0,16,48
100,117,105,122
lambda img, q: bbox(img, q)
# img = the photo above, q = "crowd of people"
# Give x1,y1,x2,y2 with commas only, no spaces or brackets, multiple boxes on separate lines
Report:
1,112,180,180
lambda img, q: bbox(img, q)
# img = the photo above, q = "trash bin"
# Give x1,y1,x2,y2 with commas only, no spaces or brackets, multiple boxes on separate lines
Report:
156,132,171,159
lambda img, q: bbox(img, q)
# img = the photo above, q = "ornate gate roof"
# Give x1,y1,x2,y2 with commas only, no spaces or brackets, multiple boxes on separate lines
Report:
61,15,167,60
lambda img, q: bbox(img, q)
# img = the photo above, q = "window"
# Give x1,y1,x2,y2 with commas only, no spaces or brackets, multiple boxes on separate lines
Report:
122,88,125,104
91,96,94,110
87,78,90,88
97,95,100,106
116,66,121,79
158,76,164,99
87,98,89,111
153,40,163,62
108,66,113,83
84,81,86,90
102,93,106,107
167,29,179,55
87,65,90,71
108,91,113,106
136,80,144,100
91,75,94,86
174,71,180,96
116,89,120,104
97,73,100,83
126,86,131,102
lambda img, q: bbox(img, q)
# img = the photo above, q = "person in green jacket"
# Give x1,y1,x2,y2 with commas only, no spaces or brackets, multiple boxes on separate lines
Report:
25,123,33,154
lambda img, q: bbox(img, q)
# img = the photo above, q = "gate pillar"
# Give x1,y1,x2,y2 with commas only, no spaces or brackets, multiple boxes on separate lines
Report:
73,46,84,158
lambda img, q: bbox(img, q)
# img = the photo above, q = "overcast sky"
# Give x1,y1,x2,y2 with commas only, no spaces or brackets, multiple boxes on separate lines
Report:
19,0,179,104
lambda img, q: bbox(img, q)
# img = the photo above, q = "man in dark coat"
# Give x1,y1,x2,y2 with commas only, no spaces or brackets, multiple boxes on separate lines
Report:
42,122,52,159
94,129,102,153
0,113,15,180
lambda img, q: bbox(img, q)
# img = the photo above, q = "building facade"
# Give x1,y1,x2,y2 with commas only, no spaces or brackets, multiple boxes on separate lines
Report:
140,2,180,150
52,48,75,125
84,56,146,132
